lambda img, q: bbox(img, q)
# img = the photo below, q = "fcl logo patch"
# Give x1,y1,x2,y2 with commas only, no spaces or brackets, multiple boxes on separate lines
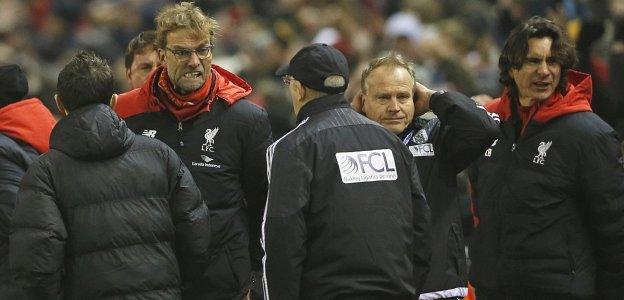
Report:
335,149,398,184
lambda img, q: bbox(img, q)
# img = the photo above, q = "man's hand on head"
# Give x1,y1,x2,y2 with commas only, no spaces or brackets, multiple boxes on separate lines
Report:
413,81,435,116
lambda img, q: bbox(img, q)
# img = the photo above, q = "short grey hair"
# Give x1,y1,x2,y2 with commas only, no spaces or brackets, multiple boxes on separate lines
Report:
360,52,416,93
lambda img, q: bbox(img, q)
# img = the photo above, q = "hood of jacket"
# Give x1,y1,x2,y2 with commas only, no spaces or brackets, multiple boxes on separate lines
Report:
50,104,134,160
485,70,593,123
0,98,56,154
116,64,252,119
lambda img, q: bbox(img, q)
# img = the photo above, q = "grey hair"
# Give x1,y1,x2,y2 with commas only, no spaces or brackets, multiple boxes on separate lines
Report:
360,52,416,93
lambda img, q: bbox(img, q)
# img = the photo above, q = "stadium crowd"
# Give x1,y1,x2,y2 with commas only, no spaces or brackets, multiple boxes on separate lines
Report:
0,0,621,137
1,0,624,300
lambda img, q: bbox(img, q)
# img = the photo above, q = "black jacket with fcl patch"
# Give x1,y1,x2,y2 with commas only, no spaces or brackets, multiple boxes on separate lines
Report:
399,92,498,300
469,71,624,299
116,66,272,299
262,94,431,300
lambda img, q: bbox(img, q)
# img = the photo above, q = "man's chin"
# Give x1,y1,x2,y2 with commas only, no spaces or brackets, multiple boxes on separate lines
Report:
175,81,204,95
384,124,406,135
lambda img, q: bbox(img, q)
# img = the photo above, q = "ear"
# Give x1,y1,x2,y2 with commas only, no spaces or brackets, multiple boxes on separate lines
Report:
360,92,367,115
294,80,306,102
54,94,69,117
508,68,516,81
158,48,167,65
109,93,118,109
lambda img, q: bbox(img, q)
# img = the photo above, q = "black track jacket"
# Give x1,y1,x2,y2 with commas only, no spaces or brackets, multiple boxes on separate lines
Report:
116,65,272,299
262,94,431,300
399,92,498,300
469,71,624,299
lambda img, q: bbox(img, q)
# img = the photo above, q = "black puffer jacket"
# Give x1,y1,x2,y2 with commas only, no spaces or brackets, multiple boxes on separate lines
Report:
0,134,38,300
0,98,55,299
9,104,210,299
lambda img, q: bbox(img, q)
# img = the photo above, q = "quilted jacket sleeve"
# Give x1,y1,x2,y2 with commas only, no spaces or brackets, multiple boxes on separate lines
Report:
430,91,499,173
9,158,66,300
167,149,210,283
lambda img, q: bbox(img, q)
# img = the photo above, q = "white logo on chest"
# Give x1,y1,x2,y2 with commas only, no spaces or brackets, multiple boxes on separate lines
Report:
335,149,398,183
201,127,219,152
532,141,552,165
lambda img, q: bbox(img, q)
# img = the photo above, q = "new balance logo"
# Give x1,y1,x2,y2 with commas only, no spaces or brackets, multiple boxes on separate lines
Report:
335,149,397,184
142,130,157,138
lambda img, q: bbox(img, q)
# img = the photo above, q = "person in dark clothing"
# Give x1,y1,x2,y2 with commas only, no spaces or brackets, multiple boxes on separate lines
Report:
0,64,56,299
9,51,210,299
352,52,499,300
262,43,431,300
115,3,272,299
469,16,624,299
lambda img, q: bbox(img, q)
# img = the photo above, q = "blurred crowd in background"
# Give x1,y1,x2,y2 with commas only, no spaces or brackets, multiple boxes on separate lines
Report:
1,0,623,138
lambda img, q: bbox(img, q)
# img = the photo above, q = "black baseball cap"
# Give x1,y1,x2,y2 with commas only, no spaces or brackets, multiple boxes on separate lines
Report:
276,43,349,94
0,64,28,108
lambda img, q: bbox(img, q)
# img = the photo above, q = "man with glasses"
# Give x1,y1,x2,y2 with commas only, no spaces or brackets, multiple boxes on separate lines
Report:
262,43,431,299
115,2,272,299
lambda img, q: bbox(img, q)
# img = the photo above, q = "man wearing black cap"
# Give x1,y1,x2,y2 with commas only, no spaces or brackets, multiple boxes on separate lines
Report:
0,64,56,298
262,43,431,300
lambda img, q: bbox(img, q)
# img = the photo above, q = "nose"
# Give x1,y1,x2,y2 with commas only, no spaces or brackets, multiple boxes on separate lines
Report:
387,98,400,112
187,52,201,67
536,61,549,75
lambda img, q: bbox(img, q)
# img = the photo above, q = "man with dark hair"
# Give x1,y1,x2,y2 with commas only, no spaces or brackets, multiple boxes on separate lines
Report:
115,3,272,299
353,52,499,300
0,64,55,299
263,43,431,300
124,30,159,89
469,16,624,299
10,51,210,299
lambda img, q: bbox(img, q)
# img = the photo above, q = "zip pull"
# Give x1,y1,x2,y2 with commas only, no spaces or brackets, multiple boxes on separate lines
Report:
177,122,184,147
511,143,516,152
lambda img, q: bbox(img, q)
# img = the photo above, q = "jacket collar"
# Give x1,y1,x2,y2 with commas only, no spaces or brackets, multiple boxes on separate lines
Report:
143,64,252,112
485,70,592,124
51,104,134,160
0,98,56,153
296,93,350,124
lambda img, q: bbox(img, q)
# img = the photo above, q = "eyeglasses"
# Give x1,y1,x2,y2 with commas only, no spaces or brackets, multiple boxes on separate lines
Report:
282,76,294,85
165,45,214,60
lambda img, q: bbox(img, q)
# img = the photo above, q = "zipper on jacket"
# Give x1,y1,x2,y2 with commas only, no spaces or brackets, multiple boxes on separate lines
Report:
177,122,184,147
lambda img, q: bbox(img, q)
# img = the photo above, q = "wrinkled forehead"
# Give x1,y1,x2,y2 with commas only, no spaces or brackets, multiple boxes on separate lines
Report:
165,28,211,47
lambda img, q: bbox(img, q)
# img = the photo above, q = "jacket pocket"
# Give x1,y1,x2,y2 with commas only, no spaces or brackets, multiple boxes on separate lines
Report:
202,245,245,291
